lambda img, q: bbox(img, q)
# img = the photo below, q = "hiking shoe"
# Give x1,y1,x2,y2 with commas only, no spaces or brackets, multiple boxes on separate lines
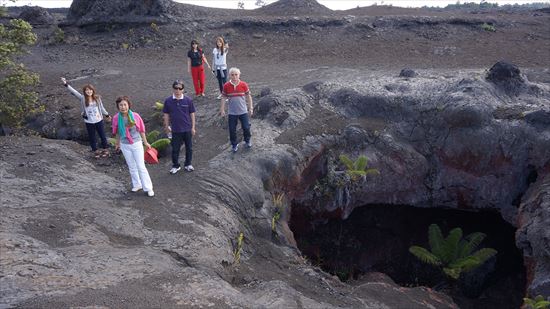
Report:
169,166,181,174
131,187,142,192
232,144,239,153
184,165,194,172
147,190,155,197
245,141,252,149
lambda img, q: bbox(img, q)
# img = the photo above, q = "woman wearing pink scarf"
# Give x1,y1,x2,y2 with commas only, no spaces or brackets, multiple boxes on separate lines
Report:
112,96,154,197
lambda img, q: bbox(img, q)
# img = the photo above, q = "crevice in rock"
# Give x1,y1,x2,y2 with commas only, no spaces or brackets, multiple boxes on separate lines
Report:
289,203,526,309
512,164,538,208
162,249,192,267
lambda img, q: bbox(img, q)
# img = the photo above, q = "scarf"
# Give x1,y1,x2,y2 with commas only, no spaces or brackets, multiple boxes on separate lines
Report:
117,110,136,140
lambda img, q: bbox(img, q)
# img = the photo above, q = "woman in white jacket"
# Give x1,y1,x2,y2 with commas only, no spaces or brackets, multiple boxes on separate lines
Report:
61,77,111,158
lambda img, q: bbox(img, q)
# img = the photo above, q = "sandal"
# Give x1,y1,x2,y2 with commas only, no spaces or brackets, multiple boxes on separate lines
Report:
100,149,110,158
93,150,102,159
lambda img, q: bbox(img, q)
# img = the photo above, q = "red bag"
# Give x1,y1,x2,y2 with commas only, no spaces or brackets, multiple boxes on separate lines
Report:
144,147,159,164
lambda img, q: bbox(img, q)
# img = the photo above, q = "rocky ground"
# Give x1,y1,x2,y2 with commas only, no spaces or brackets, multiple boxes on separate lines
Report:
1,0,549,308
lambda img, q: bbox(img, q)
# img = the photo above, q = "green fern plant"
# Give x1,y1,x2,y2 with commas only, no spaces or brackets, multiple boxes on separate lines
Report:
339,154,380,181
409,224,497,280
271,192,286,232
107,137,117,147
271,212,281,232
481,22,496,32
150,138,170,152
150,22,160,33
151,101,165,125
154,101,164,110
524,295,550,309
146,130,160,144
233,232,244,265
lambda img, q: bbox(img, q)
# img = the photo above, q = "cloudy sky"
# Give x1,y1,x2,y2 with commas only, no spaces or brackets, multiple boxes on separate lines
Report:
3,0,549,10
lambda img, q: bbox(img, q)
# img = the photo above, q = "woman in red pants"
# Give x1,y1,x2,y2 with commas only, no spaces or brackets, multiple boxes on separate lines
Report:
187,40,211,97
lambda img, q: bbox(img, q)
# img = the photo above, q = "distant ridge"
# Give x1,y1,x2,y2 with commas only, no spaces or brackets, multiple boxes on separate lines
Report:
257,0,332,15
67,0,231,26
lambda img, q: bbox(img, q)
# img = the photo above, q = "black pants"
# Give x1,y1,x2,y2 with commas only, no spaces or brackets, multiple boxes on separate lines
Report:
171,131,192,168
85,120,108,151
228,113,251,147
216,69,228,92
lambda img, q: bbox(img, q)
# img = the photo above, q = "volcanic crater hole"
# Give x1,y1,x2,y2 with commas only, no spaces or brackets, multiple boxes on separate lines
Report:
289,204,526,308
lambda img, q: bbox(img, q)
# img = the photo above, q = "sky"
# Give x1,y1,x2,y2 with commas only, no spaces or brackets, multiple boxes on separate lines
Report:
2,0,549,10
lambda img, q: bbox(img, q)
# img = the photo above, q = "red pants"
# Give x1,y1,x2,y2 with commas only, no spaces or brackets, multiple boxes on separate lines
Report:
191,65,205,95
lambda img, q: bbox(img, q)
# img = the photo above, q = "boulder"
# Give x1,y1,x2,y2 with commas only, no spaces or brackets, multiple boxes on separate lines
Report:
18,6,55,25
399,68,417,77
257,0,332,16
68,0,175,25
486,61,526,96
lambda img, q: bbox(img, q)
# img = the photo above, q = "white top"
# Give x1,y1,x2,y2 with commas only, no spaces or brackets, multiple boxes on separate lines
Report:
84,102,103,123
212,48,228,69
66,85,107,124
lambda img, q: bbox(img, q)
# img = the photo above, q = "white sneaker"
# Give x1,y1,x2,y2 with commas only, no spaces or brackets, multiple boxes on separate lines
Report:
216,94,222,99
184,165,194,172
147,190,155,197
131,187,142,192
245,141,252,149
169,166,181,174
232,144,239,153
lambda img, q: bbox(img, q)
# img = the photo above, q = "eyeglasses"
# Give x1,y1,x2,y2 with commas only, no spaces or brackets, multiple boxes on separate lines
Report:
173,87,183,90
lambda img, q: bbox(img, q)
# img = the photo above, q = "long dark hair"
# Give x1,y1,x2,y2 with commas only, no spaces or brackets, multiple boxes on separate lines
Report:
82,84,99,107
190,39,201,52
215,37,226,55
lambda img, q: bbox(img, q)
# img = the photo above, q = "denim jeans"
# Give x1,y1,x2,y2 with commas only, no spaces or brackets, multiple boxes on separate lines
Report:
85,120,108,151
228,113,251,147
171,131,193,168
216,69,228,92
120,142,153,192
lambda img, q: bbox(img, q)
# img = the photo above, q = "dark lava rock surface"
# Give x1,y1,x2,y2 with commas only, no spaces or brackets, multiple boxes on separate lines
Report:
2,0,550,307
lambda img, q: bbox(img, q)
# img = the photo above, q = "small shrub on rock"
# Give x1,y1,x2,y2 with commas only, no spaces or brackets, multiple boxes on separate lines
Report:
481,23,496,32
52,26,64,43
0,18,42,127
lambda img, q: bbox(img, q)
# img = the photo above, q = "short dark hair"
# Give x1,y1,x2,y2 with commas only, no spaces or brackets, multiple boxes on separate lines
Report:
172,80,184,89
115,96,132,109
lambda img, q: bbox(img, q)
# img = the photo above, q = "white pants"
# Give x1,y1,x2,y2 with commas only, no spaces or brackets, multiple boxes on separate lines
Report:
120,142,153,192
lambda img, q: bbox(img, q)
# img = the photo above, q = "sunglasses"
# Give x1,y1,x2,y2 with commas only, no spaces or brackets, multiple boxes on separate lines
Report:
173,87,183,90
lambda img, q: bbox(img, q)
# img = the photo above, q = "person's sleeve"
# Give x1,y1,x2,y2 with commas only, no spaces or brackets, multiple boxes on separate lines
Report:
66,84,84,100
187,50,192,58
189,99,196,114
244,82,250,95
99,98,109,115
135,113,146,133
162,99,169,113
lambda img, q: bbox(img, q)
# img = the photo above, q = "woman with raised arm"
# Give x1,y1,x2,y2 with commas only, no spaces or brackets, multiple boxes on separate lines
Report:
212,36,229,99
61,77,111,158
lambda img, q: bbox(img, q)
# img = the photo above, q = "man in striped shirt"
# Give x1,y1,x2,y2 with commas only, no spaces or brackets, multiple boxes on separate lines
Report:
220,67,254,153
